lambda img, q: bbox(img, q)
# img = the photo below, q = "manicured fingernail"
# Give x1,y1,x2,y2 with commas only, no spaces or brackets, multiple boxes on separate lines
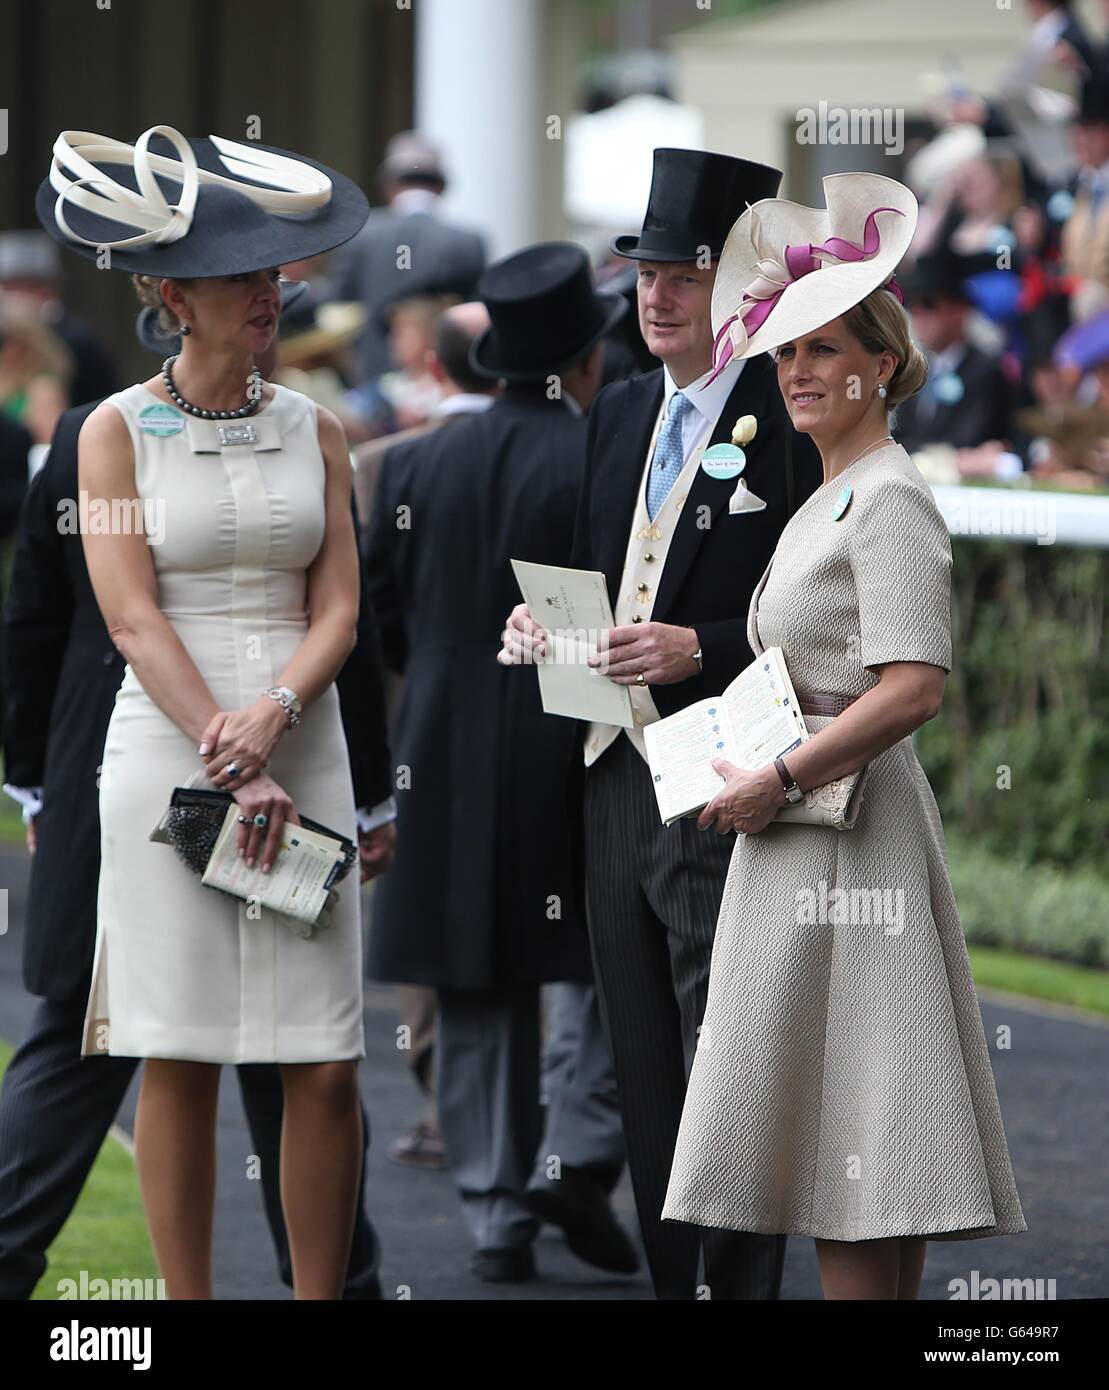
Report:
246,857,254,868
237,848,244,858
198,743,209,755
261,863,270,874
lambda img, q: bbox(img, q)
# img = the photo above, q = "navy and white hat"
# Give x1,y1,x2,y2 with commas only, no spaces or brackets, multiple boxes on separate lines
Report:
36,126,369,277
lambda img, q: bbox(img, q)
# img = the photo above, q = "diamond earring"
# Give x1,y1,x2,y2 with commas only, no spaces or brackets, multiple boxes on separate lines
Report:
877,383,887,399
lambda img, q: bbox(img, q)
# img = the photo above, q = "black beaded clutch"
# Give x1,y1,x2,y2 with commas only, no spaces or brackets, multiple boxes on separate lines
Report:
151,786,357,884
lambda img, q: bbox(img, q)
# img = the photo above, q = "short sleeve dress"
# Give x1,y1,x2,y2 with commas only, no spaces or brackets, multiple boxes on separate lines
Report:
81,382,365,1065
662,442,1026,1242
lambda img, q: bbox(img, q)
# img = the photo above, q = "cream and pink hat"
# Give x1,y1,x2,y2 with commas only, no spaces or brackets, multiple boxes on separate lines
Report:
707,172,919,380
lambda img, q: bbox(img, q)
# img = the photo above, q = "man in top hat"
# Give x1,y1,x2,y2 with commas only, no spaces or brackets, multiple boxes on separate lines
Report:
501,148,824,1300
897,251,1016,459
331,132,487,383
363,243,635,1284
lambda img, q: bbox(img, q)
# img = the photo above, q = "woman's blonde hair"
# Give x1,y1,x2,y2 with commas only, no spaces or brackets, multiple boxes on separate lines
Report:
841,286,928,408
131,274,193,337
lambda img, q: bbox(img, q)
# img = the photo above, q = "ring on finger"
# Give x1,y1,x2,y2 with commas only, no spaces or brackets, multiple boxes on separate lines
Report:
253,813,268,828
635,672,646,686
226,763,240,779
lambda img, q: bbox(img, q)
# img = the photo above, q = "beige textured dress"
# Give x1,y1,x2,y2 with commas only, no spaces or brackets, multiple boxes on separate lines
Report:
662,442,1026,1242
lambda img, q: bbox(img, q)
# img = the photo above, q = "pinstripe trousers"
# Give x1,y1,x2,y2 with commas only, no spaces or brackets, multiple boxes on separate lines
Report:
584,734,787,1300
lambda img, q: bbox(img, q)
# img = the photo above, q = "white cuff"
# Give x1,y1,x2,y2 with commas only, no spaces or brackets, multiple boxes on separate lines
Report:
3,784,44,823
356,796,398,834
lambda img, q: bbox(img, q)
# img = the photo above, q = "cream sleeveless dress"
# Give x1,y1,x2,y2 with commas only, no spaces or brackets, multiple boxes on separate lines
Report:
81,382,365,1064
662,443,1025,1242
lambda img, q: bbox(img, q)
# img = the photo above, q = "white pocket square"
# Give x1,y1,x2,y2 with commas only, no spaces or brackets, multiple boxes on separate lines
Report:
728,480,767,514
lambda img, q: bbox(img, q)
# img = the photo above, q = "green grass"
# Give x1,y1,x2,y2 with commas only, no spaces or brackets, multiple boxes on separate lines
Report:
0,1039,158,1299
968,946,1109,1019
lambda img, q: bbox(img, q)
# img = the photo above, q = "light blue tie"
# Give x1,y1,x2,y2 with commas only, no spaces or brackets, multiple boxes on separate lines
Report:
646,390,694,520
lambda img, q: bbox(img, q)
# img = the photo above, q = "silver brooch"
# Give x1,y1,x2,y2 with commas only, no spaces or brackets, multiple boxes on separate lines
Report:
217,424,260,447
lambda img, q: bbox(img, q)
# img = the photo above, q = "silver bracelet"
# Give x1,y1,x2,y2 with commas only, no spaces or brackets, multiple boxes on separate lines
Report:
264,686,302,727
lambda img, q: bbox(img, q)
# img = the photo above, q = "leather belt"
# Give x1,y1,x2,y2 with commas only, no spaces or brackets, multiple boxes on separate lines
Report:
797,691,860,717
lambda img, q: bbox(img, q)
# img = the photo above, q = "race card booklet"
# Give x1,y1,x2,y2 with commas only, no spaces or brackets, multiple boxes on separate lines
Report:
643,646,809,826
510,559,635,728
201,807,348,926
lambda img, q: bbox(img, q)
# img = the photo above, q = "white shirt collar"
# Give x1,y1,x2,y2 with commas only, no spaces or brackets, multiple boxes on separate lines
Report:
663,355,744,429
391,188,441,216
1032,7,1069,48
931,343,967,376
434,392,496,417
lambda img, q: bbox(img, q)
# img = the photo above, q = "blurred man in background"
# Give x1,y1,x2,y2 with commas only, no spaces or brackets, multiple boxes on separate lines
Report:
331,133,487,384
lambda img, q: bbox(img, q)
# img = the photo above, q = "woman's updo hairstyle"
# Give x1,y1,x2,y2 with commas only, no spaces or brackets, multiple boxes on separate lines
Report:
841,285,928,409
131,274,192,338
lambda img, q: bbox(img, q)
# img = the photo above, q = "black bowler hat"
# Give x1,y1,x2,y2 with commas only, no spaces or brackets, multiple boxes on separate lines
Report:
611,147,783,262
470,242,627,381
36,126,369,277
134,277,309,355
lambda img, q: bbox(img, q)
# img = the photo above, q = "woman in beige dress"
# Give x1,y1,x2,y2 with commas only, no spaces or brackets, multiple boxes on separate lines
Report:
36,125,370,1298
661,173,1026,1299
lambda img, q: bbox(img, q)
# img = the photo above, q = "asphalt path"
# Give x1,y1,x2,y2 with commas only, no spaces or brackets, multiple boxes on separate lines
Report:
0,848,1103,1300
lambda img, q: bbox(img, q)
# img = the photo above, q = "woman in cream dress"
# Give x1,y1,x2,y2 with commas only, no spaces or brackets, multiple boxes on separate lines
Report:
36,125,370,1297
661,174,1025,1299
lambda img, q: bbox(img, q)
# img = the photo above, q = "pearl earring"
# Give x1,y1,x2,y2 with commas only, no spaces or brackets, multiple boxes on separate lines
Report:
877,383,887,399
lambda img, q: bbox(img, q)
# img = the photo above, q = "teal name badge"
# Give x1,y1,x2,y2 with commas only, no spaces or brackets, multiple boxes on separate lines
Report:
701,443,746,480
933,371,965,406
138,403,185,437
832,485,853,520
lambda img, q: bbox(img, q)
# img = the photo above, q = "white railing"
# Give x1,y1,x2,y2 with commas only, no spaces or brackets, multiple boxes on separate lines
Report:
931,485,1109,549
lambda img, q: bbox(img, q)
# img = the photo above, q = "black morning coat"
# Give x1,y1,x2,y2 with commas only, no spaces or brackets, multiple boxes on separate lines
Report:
1,400,394,1003
363,388,594,991
570,353,824,716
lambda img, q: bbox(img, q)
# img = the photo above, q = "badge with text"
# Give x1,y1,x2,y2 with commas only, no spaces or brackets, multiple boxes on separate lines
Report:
832,485,853,520
701,443,747,480
138,403,186,437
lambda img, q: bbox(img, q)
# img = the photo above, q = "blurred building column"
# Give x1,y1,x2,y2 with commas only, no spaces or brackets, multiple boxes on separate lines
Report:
415,0,546,257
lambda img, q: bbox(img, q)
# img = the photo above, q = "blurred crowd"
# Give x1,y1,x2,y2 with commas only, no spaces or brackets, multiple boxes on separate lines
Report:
5,0,1109,565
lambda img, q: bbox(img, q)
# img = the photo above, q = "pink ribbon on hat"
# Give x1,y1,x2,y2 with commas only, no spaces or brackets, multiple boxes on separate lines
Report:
705,205,906,386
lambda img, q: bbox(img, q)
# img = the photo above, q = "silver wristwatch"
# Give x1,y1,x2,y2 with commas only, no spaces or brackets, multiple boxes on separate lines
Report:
774,755,804,805
265,685,302,727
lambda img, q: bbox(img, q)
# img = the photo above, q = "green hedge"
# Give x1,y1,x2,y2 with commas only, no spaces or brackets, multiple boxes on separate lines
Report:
917,539,1109,874
949,834,1109,971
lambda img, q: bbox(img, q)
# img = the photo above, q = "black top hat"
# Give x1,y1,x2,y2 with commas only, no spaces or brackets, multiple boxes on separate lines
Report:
611,148,783,263
36,127,369,277
134,277,308,355
902,248,998,305
469,242,627,381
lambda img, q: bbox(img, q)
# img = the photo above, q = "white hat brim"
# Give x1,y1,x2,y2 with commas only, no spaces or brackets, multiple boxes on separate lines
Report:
712,172,919,360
